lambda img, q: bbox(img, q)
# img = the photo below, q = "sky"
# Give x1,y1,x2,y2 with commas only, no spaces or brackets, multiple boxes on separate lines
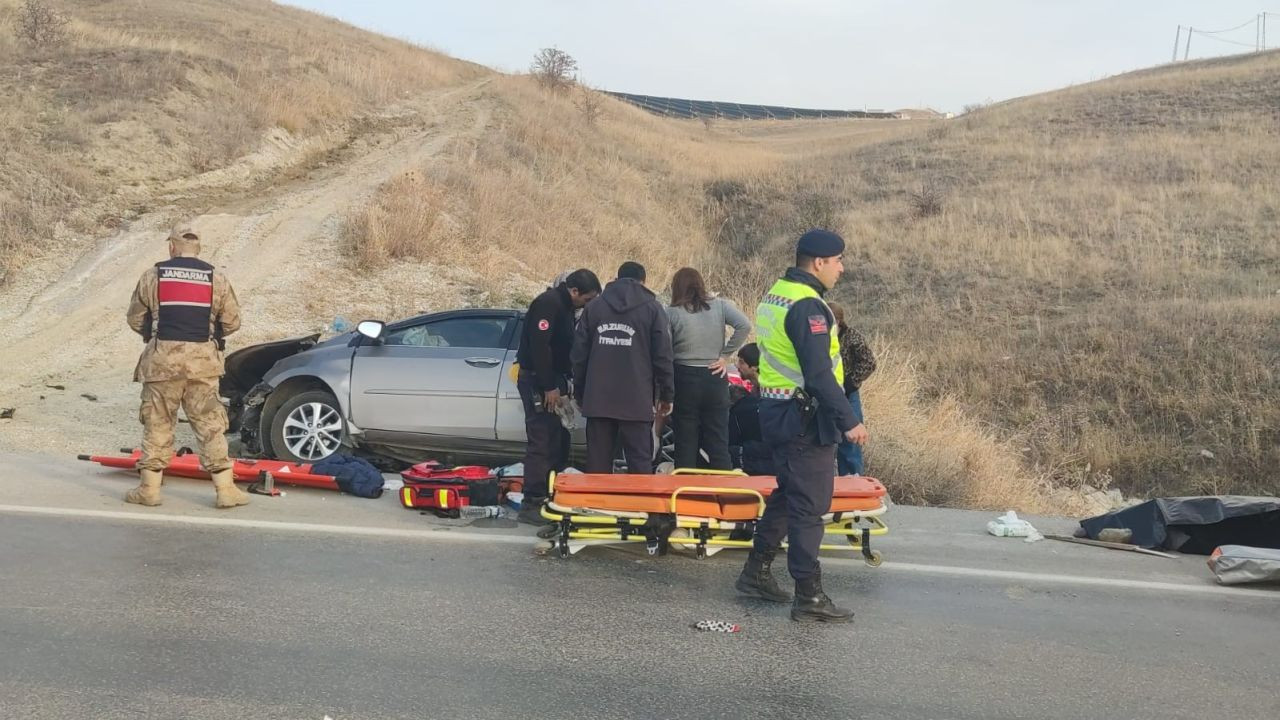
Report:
284,1,1277,112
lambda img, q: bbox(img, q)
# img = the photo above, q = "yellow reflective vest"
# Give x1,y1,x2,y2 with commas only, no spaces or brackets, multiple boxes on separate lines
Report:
754,277,843,399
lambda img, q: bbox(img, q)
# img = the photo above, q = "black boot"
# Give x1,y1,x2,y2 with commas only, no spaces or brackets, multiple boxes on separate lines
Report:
791,571,854,623
517,497,551,526
735,549,792,603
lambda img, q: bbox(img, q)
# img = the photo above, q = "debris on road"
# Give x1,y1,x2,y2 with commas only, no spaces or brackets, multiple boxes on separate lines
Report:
1046,534,1176,559
80,393,98,402
44,383,65,390
1208,545,1280,585
1096,528,1134,544
692,620,741,633
0,407,14,419
987,511,1043,542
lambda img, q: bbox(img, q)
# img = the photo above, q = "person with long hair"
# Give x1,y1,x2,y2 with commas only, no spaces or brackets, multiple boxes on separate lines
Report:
665,267,751,469
827,301,876,476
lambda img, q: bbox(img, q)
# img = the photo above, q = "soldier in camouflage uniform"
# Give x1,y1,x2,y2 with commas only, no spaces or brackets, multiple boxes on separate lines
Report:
124,225,248,509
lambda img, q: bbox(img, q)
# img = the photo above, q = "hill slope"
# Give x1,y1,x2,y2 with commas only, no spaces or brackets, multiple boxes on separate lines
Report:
340,51,1280,500
2,1,1274,510
0,0,482,281
702,52,1280,497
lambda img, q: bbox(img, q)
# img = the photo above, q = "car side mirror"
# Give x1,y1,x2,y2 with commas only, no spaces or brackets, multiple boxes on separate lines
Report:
356,320,385,341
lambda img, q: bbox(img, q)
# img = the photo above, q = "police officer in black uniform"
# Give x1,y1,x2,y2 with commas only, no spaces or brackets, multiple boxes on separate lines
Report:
735,229,868,622
516,269,601,525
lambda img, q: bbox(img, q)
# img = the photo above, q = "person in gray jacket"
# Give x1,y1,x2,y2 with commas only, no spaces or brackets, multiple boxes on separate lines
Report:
572,262,675,474
666,267,751,469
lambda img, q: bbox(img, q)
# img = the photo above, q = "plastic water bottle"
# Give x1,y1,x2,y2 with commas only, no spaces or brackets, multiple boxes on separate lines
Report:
460,505,505,519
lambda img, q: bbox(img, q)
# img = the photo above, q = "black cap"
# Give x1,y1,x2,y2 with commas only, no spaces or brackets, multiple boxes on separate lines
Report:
796,229,845,258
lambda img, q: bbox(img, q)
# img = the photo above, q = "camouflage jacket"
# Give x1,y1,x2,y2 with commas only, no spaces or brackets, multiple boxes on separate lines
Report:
837,326,876,393
126,262,241,382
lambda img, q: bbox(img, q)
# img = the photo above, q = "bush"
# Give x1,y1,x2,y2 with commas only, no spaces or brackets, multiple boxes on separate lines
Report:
343,171,449,269
574,82,603,126
530,47,577,94
15,0,69,47
908,180,945,218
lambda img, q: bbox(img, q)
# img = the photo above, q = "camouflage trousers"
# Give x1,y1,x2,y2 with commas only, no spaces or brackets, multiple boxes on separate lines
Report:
138,377,231,473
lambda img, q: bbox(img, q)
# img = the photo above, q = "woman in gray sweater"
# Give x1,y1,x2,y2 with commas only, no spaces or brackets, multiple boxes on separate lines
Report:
666,267,751,469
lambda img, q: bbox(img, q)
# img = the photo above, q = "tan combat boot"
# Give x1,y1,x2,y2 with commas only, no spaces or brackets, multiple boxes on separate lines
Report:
211,468,250,509
125,469,164,506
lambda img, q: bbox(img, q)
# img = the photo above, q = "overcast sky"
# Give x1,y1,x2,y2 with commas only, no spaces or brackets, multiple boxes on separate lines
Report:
285,1,1275,111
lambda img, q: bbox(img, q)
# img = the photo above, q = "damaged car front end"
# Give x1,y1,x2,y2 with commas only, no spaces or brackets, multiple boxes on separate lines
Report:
220,334,321,455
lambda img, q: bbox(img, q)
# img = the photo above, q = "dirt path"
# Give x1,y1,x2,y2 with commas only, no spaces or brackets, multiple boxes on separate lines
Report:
0,80,492,459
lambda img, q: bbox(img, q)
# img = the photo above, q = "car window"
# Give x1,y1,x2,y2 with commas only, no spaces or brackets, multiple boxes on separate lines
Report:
508,319,524,350
384,317,510,349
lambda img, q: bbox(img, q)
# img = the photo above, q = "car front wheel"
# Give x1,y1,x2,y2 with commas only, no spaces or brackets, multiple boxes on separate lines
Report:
269,389,347,463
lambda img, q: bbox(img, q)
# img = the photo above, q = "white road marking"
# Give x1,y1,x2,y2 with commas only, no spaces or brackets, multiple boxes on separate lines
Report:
3,503,1277,600
831,558,1279,599
0,503,532,545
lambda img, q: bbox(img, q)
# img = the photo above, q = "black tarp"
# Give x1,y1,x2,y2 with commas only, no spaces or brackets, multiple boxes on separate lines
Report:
1079,496,1280,555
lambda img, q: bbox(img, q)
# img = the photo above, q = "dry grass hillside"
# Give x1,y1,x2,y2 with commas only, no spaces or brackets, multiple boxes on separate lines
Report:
2,0,1273,513
698,52,1280,499
337,78,1089,513
0,0,482,281
343,52,1279,504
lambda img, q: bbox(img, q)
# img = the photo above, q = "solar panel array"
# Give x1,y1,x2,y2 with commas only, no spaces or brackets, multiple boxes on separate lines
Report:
605,92,898,120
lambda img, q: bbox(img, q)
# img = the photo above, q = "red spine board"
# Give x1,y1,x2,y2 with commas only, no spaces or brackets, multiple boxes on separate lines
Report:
81,450,341,491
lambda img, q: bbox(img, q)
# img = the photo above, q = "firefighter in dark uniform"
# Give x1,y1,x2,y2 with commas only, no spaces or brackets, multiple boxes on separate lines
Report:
515,269,601,525
734,229,868,622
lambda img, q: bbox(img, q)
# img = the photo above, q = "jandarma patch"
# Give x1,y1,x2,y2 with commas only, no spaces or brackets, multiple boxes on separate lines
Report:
808,315,829,333
537,319,550,331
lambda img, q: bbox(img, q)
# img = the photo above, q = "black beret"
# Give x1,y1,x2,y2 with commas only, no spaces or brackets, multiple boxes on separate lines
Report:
796,229,845,258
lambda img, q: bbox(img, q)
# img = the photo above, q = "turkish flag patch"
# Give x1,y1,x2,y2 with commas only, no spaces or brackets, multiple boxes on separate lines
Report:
537,319,550,331
808,314,829,334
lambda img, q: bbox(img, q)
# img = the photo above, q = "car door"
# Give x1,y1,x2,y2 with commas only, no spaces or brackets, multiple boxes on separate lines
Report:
494,318,526,443
495,317,588,449
349,314,514,439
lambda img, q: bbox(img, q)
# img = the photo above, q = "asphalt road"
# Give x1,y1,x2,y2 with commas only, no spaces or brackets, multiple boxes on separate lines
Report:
2,511,1278,720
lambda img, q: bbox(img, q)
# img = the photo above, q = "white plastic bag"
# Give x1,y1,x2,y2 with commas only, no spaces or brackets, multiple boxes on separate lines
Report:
987,511,1044,543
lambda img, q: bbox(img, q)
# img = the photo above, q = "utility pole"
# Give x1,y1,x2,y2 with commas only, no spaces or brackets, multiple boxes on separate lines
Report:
1184,26,1193,60
1173,25,1182,61
1258,14,1262,51
1265,13,1269,50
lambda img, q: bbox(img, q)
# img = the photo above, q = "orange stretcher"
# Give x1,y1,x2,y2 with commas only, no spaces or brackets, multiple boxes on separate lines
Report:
541,468,889,564
78,448,341,492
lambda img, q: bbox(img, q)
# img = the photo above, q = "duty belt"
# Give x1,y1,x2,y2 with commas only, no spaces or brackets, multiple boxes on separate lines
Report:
760,387,797,400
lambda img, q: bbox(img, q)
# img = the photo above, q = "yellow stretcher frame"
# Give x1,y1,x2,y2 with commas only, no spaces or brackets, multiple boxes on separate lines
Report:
540,469,888,565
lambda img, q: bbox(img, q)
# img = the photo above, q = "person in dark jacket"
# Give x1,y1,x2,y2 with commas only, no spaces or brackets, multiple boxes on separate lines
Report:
727,343,775,476
572,262,675,474
827,301,876,476
735,229,867,623
516,269,601,525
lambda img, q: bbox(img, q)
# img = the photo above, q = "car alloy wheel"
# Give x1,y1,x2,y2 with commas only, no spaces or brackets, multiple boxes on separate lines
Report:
281,401,344,461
